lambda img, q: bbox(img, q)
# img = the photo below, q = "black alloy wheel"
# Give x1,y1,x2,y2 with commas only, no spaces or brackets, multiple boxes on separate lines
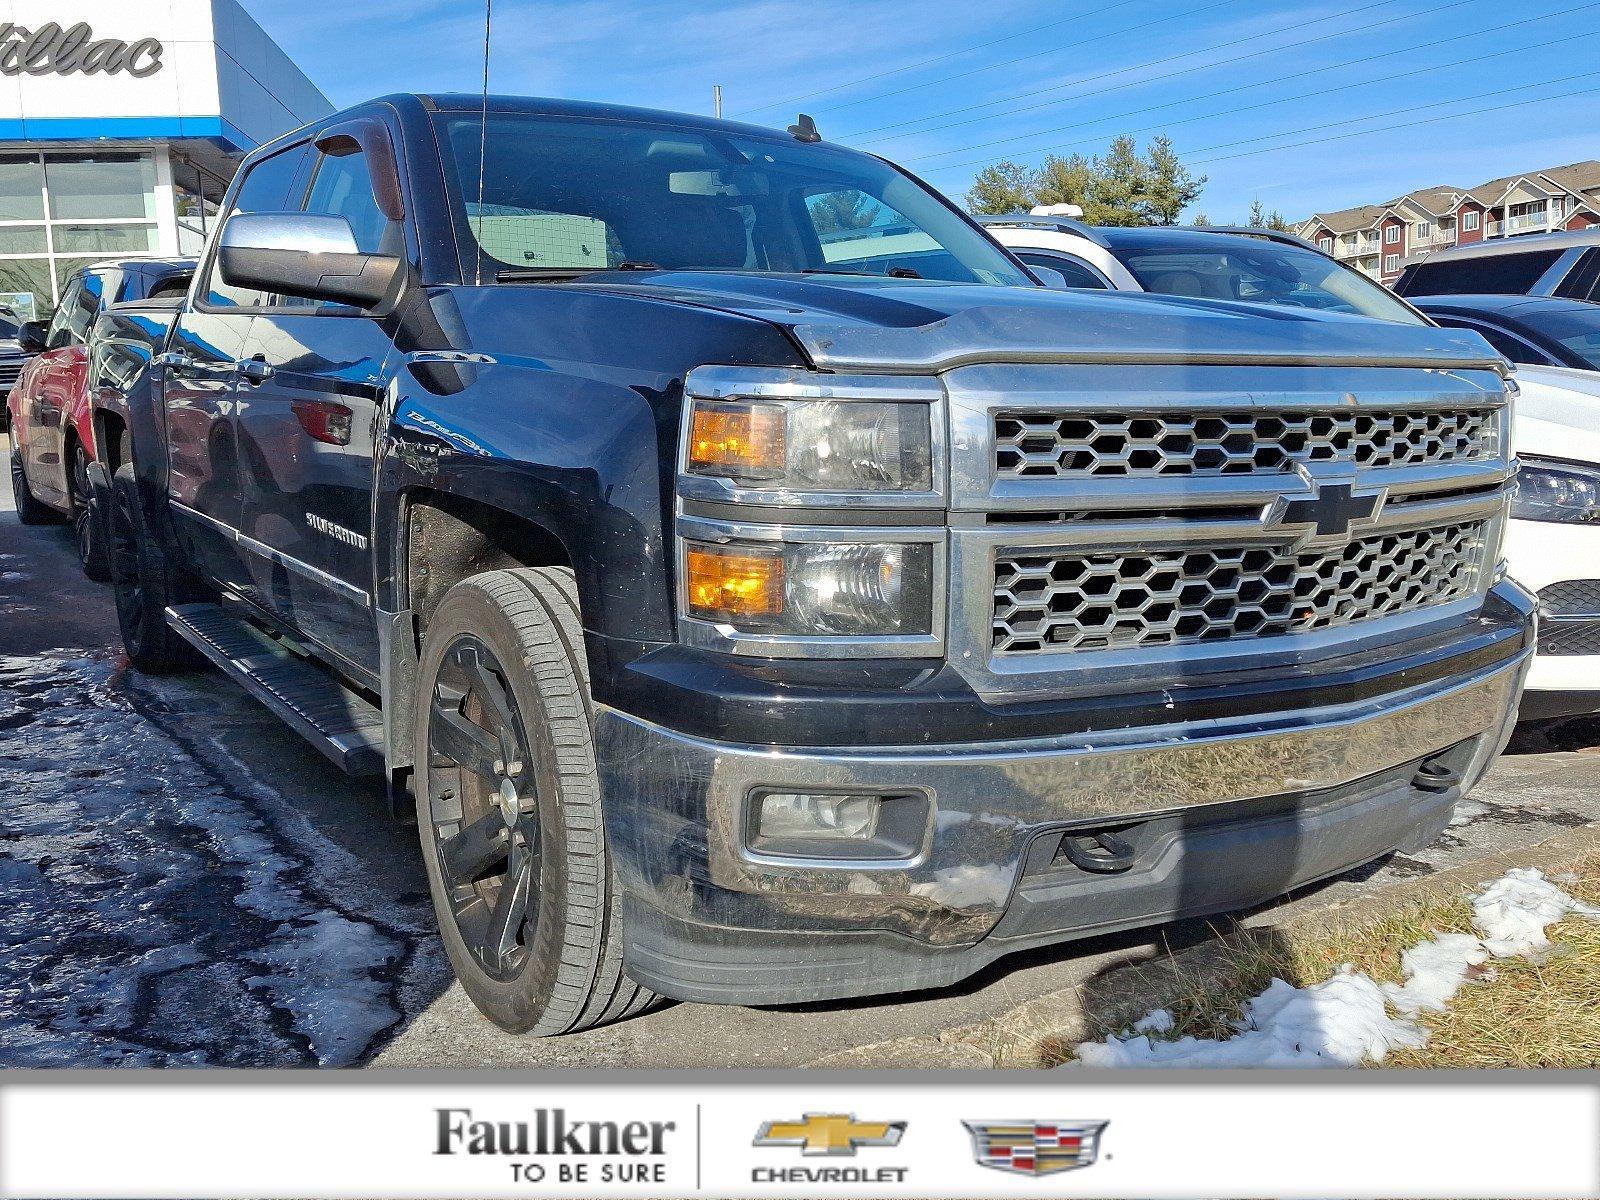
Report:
426,634,543,982
72,444,109,580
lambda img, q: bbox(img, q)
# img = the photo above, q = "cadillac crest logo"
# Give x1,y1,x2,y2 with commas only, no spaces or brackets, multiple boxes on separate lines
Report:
962,1119,1108,1175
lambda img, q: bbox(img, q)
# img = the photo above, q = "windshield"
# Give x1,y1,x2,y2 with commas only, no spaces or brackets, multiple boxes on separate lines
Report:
436,113,1031,287
1113,240,1424,324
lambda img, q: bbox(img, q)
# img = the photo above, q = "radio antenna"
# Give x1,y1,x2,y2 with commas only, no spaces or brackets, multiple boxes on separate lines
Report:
474,0,493,286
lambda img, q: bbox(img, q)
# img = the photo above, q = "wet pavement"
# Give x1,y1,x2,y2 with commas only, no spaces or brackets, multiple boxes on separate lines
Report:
2,435,1598,1069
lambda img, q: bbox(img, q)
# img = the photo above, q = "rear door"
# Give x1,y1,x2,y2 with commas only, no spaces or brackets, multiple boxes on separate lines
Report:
165,141,315,589
233,122,405,678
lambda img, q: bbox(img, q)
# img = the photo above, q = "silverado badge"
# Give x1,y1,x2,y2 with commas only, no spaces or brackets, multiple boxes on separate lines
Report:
962,1119,1108,1175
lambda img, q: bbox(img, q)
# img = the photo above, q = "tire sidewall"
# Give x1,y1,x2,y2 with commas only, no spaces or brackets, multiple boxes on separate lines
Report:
413,578,592,1034
108,465,161,659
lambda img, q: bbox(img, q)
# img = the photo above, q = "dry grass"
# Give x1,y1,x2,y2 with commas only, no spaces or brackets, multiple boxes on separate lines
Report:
1060,854,1600,1068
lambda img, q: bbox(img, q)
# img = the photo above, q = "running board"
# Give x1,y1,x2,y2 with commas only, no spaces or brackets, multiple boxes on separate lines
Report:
164,603,386,776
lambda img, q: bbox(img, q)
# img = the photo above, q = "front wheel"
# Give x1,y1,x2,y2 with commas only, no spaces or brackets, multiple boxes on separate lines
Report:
72,444,110,581
414,567,654,1035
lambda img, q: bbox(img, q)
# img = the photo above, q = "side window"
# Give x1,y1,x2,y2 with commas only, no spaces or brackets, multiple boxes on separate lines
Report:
303,146,395,256
281,143,402,309
1016,250,1110,290
1554,249,1600,302
67,270,105,342
203,143,313,309
45,275,82,348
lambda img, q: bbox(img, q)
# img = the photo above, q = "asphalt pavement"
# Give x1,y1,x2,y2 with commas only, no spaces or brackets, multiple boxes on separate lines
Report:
3,434,1597,1069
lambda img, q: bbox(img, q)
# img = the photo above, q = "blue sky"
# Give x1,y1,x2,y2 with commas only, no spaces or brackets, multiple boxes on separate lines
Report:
238,0,1600,222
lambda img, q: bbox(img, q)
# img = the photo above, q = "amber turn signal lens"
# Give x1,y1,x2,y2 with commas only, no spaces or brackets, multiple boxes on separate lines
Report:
686,545,785,622
687,402,785,478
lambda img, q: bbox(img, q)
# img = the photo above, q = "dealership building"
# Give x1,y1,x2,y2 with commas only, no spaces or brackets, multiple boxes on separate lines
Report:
0,0,330,319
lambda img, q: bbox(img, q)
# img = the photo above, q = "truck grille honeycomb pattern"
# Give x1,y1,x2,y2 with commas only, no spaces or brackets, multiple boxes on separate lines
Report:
993,409,1496,479
991,521,1485,654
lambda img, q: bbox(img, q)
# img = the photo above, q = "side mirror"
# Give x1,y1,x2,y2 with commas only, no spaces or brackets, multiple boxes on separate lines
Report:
217,212,401,310
1029,265,1071,289
17,320,47,353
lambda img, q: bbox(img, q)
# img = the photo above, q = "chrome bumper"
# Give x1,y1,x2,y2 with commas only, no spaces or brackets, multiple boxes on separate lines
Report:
598,584,1533,955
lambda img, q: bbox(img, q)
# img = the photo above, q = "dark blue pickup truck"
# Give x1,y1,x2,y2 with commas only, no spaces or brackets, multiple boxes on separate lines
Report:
90,93,1534,1035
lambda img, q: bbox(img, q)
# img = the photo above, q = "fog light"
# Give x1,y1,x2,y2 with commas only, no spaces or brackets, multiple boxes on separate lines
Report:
757,792,879,841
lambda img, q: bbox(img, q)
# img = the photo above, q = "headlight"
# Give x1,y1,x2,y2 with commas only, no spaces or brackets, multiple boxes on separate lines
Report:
686,398,933,492
1513,457,1600,524
685,540,933,635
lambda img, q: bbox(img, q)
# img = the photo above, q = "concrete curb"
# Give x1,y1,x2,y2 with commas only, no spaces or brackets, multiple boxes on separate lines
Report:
803,823,1600,1069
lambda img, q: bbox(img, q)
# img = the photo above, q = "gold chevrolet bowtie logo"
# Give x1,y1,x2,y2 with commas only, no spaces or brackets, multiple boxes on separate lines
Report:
753,1113,906,1156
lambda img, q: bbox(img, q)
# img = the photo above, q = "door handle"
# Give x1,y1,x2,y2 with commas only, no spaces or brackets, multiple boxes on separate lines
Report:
236,357,275,386
154,350,194,373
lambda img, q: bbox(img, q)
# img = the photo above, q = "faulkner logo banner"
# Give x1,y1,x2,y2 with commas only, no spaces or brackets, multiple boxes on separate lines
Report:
963,1119,1109,1176
433,1107,676,1186
0,22,164,77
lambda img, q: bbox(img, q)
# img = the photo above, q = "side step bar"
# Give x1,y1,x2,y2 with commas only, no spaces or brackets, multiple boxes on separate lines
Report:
164,603,386,776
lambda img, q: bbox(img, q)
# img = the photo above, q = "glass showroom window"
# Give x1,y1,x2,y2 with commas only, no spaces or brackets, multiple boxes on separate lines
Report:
0,151,160,320
173,156,226,256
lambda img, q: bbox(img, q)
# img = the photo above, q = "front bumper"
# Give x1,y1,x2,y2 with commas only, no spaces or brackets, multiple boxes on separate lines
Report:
599,582,1534,1006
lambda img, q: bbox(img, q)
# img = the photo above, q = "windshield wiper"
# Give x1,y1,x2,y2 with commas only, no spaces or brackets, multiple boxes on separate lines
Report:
494,267,596,282
495,261,665,284
800,266,923,280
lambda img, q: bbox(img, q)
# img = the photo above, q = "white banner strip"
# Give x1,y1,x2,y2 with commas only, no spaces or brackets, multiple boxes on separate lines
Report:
1,1078,1595,1199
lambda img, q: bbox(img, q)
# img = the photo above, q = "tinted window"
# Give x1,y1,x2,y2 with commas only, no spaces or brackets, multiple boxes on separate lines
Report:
1015,250,1109,289
437,113,1030,286
45,274,81,348
1395,249,1566,296
204,143,313,308
67,270,105,341
1113,240,1422,323
1554,248,1600,302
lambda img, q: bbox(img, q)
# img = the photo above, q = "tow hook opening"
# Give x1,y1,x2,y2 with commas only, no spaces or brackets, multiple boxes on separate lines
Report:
1056,827,1139,874
1412,743,1473,794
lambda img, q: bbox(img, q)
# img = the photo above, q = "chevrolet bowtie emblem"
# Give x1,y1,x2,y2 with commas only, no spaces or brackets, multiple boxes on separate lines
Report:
753,1113,906,1156
1278,480,1382,537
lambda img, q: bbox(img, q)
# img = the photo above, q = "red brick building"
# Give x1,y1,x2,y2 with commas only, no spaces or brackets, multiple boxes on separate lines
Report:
1295,161,1600,286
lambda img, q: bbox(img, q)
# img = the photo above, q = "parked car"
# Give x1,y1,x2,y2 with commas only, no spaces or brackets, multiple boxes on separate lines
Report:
1411,294,1600,718
979,216,1426,322
1393,229,1600,302
0,307,35,433
93,93,1531,1036
7,258,194,578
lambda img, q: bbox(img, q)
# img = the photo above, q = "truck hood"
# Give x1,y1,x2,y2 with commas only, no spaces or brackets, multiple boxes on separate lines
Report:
1512,364,1600,465
573,271,1506,374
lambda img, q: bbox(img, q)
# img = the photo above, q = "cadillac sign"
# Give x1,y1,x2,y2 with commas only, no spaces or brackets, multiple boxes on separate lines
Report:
0,22,164,78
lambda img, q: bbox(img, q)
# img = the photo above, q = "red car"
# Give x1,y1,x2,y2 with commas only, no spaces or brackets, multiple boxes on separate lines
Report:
9,259,193,577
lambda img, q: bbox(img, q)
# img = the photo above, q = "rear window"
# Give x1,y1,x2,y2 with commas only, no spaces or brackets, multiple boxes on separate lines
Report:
1395,249,1565,296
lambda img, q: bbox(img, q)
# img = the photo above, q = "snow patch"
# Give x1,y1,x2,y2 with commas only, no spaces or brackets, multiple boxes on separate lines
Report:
1069,868,1597,1069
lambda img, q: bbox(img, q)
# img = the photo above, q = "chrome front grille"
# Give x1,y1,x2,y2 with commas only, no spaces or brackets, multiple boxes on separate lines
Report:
994,407,1498,480
991,520,1486,655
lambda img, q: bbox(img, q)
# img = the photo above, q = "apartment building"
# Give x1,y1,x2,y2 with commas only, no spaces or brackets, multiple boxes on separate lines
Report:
1295,161,1600,286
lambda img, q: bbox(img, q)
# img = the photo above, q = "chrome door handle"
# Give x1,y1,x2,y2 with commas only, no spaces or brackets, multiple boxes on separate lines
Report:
236,358,275,385
154,351,194,372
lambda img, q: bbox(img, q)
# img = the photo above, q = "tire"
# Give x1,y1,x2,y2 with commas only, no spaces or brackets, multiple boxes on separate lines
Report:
10,443,58,526
414,567,654,1035
107,463,202,673
71,443,111,582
